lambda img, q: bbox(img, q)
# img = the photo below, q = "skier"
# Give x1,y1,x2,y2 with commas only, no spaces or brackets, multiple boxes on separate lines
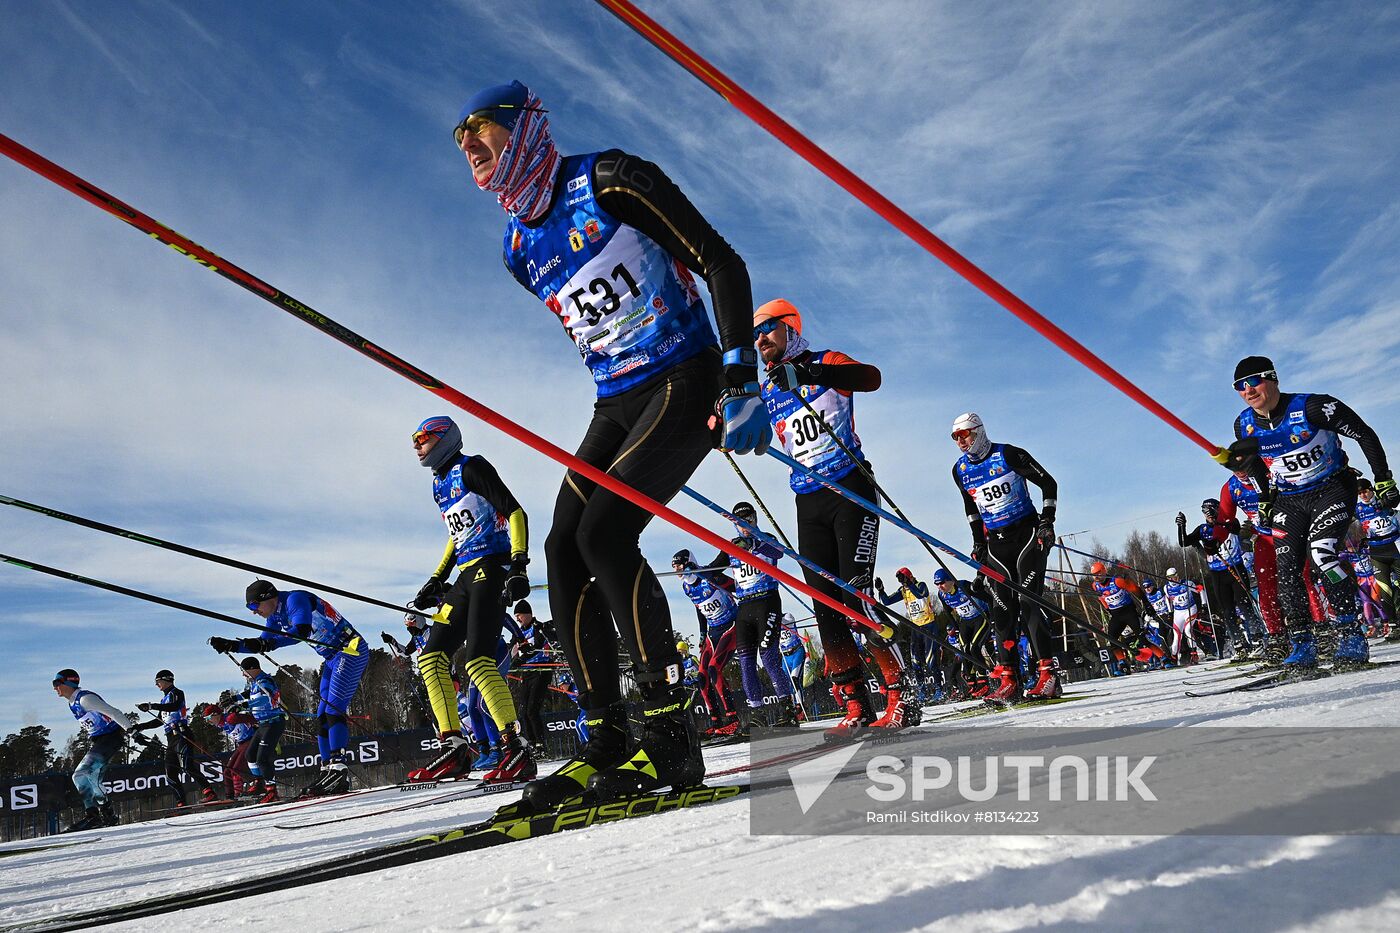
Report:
1139,579,1175,665
131,669,219,806
52,670,142,831
1355,478,1400,634
209,580,368,796
1230,356,1396,668
756,298,913,733
722,502,798,726
875,567,942,702
1088,564,1163,675
930,568,994,698
1162,569,1204,666
777,619,810,717
950,412,1061,703
1219,452,1287,662
1176,500,1257,657
198,702,256,798
455,80,768,808
405,415,536,785
235,656,287,803
673,549,741,737
510,600,555,748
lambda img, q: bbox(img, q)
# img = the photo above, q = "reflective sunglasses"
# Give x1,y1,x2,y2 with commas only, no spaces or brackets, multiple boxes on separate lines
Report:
1233,371,1276,392
246,601,263,612
453,105,549,146
950,429,976,441
752,318,784,340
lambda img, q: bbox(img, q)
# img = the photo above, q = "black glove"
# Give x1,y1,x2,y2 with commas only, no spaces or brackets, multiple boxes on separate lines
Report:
971,542,988,567
209,636,239,653
131,733,153,748
766,361,820,393
874,577,886,594
1035,516,1055,549
1176,512,1188,527
413,576,449,611
380,631,395,646
1256,497,1274,533
503,557,531,603
1377,472,1400,509
136,702,151,712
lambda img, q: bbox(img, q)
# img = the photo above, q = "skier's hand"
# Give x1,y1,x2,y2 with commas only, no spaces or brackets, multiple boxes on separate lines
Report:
136,702,151,712
1035,518,1055,550
379,632,395,646
874,577,886,595
413,576,449,611
1176,512,1188,527
1377,476,1400,509
503,557,531,603
766,361,819,393
209,636,239,654
971,542,987,567
715,385,771,455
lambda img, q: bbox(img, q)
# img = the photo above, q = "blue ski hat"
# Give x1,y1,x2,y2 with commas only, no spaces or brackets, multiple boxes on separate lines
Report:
932,568,953,585
457,80,530,132
415,416,462,472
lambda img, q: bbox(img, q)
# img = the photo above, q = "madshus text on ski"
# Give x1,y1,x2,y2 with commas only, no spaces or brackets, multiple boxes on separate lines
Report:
31,81,1400,840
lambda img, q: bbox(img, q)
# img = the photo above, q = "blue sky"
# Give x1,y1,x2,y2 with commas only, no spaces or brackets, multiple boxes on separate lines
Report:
3,1,1399,745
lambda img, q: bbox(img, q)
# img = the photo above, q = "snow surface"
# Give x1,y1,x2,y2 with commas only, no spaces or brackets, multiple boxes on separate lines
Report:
5,647,1400,932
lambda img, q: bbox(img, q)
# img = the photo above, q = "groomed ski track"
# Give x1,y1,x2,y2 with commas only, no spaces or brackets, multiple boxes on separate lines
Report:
5,647,1400,932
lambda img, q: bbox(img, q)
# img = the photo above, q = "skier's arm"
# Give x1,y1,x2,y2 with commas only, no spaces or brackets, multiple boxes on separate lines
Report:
1002,445,1058,521
592,150,755,389
797,349,881,393
78,693,137,732
1306,394,1392,480
459,456,529,561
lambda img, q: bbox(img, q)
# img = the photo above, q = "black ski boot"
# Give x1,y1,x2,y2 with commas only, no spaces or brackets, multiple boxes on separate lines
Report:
770,695,799,728
587,688,704,802
516,702,630,814
63,806,102,833
98,801,118,826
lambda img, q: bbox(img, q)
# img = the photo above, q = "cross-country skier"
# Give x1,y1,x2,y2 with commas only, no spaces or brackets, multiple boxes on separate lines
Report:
1161,569,1204,666
234,656,287,802
1176,500,1257,657
510,600,555,748
756,298,914,732
131,669,218,806
1139,579,1174,665
673,549,741,737
198,702,256,798
1230,355,1396,669
1355,478,1400,635
950,412,1061,703
405,415,536,785
929,568,994,698
1088,564,1163,675
209,580,367,796
876,567,942,702
52,669,142,831
721,502,798,726
454,80,768,808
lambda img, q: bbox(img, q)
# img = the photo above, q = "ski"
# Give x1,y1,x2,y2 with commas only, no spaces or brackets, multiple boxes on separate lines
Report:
934,692,1105,721
13,784,747,931
1181,667,1264,686
0,837,102,858
273,780,530,830
1183,659,1399,697
153,798,242,816
171,781,433,826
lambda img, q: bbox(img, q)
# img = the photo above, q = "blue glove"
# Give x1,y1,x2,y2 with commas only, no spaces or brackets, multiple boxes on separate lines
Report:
717,386,772,455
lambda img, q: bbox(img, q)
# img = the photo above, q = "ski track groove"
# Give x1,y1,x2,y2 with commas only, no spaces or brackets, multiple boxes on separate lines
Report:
5,645,1400,931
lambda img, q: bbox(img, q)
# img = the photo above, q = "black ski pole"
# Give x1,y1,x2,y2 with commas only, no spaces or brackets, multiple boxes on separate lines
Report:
0,494,432,620
0,553,340,650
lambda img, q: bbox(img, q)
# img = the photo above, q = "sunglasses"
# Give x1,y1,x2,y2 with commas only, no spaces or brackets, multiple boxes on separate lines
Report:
951,429,975,441
752,318,784,340
1233,371,1276,392
246,601,263,612
412,431,435,446
452,105,549,146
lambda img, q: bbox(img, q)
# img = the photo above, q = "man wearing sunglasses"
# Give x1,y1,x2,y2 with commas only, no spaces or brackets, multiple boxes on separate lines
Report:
208,580,367,796
1231,355,1396,668
454,80,768,809
131,669,220,807
755,298,915,734
950,412,1061,704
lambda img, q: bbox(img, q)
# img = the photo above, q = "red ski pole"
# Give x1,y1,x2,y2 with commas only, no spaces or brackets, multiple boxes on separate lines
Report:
0,133,892,640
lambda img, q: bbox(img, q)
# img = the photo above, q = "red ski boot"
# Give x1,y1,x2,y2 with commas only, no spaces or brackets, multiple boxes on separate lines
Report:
984,665,1021,706
257,783,280,804
481,729,538,784
825,674,875,740
870,675,921,729
1023,659,1063,700
406,734,475,783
